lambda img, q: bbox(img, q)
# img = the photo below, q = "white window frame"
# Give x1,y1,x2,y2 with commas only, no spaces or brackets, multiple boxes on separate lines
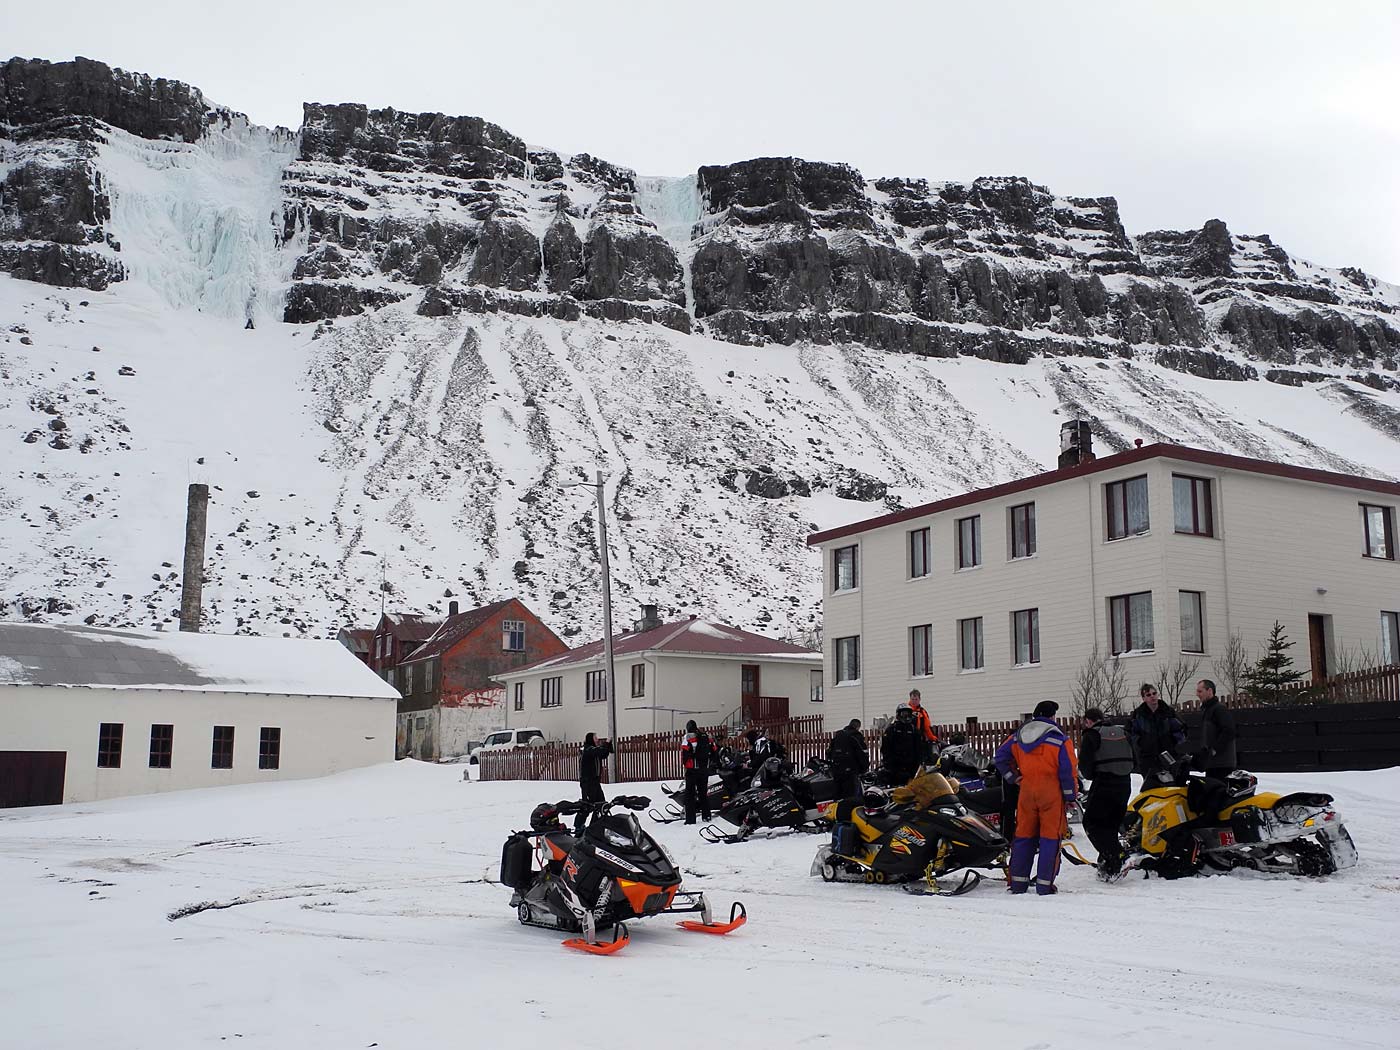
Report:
835,636,861,685
833,545,860,593
909,527,931,579
958,617,984,672
1011,608,1039,667
1179,591,1206,654
503,619,526,652
910,623,933,678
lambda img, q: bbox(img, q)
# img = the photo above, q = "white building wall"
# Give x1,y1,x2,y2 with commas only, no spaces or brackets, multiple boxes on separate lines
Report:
2,686,395,803
500,654,822,741
818,454,1400,726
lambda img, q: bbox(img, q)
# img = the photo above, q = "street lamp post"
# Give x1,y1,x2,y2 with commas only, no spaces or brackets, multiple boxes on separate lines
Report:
563,470,619,782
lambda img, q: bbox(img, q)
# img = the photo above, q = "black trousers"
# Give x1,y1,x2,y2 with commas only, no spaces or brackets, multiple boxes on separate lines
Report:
1000,781,1020,842
684,769,711,823
576,779,605,833
832,769,860,800
1083,776,1131,863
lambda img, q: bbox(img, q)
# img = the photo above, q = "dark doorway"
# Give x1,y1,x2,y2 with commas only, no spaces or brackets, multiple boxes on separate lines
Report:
1308,614,1329,681
741,664,760,701
0,751,67,808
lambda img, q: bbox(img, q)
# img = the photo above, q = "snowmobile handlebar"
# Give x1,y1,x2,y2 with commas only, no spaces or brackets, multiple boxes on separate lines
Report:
552,795,652,817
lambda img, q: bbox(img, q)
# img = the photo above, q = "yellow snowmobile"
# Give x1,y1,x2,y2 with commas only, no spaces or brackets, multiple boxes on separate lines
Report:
1120,757,1358,879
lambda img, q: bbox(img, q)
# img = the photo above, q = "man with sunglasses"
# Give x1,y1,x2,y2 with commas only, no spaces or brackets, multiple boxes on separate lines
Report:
1128,683,1186,785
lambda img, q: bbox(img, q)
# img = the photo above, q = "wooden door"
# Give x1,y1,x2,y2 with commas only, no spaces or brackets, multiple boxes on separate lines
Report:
741,664,760,700
1308,615,1329,681
0,751,67,808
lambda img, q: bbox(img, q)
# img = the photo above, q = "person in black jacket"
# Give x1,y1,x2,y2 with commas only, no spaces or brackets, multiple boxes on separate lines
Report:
880,706,922,785
1128,683,1186,785
826,719,869,799
576,732,613,833
1194,679,1238,778
1079,707,1134,875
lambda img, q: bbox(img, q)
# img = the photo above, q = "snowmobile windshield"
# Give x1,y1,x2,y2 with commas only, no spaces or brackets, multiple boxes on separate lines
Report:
598,813,645,850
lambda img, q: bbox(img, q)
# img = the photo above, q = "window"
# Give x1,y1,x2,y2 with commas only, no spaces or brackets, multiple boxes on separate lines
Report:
412,663,424,694
630,663,645,698
259,727,281,770
909,527,930,578
833,545,859,591
1012,609,1039,666
1362,504,1395,560
149,724,173,769
959,618,984,670
1009,503,1037,559
1110,592,1155,654
956,515,982,569
513,682,524,711
1106,476,1150,540
585,669,607,703
97,722,123,769
541,677,562,708
835,636,861,684
1381,611,1399,665
1180,591,1205,654
503,620,526,652
425,660,436,694
910,624,933,677
1173,475,1215,536
211,726,235,769
809,670,824,703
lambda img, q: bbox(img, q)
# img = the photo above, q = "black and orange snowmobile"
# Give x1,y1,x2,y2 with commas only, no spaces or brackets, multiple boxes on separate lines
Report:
499,794,747,954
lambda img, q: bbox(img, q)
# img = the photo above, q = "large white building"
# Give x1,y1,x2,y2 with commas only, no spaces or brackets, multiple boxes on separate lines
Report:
809,432,1400,726
495,617,822,740
0,623,399,807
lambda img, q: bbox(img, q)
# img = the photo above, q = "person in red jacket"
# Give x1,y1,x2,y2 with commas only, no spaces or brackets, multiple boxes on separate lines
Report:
994,700,1078,895
907,689,939,764
680,720,713,825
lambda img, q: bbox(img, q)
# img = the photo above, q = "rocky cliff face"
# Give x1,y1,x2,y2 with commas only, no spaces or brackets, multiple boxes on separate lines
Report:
2,57,1399,640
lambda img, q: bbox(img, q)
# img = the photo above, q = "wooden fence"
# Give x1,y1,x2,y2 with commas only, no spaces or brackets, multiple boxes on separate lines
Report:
477,665,1400,783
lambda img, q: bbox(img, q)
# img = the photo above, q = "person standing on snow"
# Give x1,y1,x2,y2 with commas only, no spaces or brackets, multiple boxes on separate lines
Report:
880,705,923,785
1128,683,1186,785
681,720,714,825
995,700,1078,895
826,718,869,799
575,732,613,833
907,689,940,764
1194,679,1237,781
1078,708,1133,875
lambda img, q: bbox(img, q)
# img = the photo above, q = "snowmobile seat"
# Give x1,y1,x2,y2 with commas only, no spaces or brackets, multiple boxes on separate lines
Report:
852,807,904,835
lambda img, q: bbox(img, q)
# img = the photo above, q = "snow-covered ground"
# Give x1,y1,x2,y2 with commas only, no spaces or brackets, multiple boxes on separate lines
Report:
2,763,1396,1049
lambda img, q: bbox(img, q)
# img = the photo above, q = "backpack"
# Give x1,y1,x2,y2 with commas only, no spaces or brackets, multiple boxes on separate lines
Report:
694,732,714,772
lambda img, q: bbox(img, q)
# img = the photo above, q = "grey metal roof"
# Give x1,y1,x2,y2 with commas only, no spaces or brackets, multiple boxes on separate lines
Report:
0,622,400,700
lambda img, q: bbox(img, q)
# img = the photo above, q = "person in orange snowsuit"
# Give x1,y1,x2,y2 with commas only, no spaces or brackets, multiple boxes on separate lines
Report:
994,700,1078,895
907,689,939,764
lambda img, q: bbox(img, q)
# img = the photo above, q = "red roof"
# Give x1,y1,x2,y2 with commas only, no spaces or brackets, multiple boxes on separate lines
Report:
339,628,374,652
400,600,513,665
506,618,818,675
807,442,1400,547
377,612,444,643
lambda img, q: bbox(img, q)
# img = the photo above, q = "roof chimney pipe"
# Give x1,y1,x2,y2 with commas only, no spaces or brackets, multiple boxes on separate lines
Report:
449,600,459,616
1058,420,1095,469
639,603,661,632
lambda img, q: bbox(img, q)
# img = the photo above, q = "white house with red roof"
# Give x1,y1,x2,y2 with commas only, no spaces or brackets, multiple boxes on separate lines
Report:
808,424,1400,726
493,612,823,740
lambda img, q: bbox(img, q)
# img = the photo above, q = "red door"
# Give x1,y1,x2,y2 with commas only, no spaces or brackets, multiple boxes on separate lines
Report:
0,751,67,808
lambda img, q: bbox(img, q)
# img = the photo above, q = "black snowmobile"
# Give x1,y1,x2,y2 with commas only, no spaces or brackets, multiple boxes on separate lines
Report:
650,747,749,824
811,773,1008,895
500,795,746,954
699,757,839,844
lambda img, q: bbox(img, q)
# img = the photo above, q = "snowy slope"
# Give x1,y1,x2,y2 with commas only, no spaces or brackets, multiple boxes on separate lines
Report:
5,269,1400,640
0,764,1396,1049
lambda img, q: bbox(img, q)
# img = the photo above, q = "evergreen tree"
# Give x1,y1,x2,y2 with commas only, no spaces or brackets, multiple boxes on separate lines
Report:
1243,621,1315,706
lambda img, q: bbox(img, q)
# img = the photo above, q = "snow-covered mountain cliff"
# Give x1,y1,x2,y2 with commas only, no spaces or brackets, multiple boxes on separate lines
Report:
3,57,1398,640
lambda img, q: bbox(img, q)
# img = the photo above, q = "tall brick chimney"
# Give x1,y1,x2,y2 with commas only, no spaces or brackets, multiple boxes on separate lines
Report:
178,483,209,633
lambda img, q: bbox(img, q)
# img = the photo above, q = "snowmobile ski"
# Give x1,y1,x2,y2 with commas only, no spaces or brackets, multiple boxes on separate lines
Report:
698,823,749,844
677,901,747,935
901,870,986,897
562,922,629,956
647,808,684,825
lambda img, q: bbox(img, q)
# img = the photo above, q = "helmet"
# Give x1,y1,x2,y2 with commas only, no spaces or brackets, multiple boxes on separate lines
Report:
895,704,914,722
529,803,564,831
1224,770,1257,800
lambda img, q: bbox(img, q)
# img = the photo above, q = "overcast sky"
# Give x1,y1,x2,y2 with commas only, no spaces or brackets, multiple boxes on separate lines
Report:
6,0,1398,279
